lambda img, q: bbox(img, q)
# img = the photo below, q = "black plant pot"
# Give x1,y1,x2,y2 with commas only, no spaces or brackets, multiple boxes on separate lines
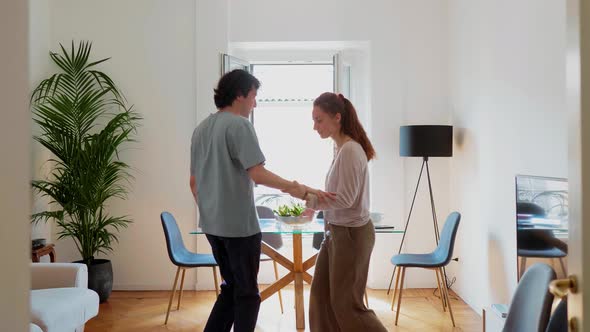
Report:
75,259,113,303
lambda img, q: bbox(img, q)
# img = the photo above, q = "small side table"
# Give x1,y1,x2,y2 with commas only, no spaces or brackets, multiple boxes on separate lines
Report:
483,305,507,332
32,244,56,263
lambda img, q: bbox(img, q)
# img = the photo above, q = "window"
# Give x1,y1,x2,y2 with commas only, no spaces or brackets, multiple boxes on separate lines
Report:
251,63,334,208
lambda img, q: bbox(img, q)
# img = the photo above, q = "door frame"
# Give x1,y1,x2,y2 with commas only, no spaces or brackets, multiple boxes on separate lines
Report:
567,0,590,329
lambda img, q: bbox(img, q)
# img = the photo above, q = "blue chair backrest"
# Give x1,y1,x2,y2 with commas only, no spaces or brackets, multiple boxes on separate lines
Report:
312,210,325,250
161,211,190,266
256,205,275,218
545,298,567,332
433,212,461,265
517,202,546,217
312,232,325,250
503,263,556,332
256,206,283,250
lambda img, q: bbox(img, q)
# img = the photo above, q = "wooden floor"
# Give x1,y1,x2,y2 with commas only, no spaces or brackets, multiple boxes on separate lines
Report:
86,287,481,331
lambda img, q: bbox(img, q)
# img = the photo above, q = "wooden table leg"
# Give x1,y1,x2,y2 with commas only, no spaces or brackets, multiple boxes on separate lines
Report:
260,243,295,301
295,273,304,329
259,234,317,330
293,233,305,330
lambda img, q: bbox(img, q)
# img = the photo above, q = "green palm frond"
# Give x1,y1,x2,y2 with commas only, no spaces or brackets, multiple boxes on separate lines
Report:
31,41,141,264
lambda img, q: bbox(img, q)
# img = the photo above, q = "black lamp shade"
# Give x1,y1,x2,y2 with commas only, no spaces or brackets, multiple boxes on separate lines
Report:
400,125,453,157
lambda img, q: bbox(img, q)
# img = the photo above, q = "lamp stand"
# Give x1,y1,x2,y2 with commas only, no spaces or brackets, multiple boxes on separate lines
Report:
387,156,443,294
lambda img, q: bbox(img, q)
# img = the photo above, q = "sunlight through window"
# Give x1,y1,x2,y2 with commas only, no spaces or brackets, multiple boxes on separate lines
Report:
252,64,334,209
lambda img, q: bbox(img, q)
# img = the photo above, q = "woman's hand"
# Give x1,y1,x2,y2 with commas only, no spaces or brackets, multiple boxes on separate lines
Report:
302,208,315,218
304,185,337,204
282,181,337,204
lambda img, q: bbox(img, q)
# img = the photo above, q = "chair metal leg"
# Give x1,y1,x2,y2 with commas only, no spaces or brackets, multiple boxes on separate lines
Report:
558,258,567,277
165,266,181,325
516,256,522,282
444,269,452,309
395,267,406,325
439,267,456,327
519,257,527,279
440,268,453,311
435,268,446,311
176,268,186,310
387,265,397,295
212,266,220,296
391,265,402,311
273,261,284,314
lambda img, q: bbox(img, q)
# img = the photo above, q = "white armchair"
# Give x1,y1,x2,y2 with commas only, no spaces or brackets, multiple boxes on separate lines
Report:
30,263,99,332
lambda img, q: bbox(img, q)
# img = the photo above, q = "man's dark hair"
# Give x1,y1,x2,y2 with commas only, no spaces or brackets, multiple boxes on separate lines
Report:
214,69,261,109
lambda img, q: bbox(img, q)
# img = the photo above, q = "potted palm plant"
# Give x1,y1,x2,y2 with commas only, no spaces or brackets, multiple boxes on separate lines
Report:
31,41,140,302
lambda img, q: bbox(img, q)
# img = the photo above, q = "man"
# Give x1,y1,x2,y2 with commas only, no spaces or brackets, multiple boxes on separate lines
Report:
190,69,331,332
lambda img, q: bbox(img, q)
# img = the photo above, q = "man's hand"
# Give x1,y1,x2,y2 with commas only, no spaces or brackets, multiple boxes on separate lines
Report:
282,180,307,199
281,181,337,204
189,175,198,203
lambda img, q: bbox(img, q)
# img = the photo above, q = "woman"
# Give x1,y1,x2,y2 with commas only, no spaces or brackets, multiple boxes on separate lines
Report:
305,92,387,332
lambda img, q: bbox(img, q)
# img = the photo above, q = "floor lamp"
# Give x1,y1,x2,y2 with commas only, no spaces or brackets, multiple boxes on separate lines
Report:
387,125,453,294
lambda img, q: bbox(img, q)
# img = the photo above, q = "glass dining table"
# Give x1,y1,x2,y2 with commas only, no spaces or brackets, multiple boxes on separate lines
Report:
191,218,403,330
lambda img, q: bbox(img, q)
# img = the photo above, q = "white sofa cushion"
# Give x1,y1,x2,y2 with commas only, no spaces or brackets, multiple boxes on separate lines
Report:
30,288,99,332
31,263,88,289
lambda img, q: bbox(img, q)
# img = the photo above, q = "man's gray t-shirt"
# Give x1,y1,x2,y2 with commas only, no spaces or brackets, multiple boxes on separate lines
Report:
190,111,265,237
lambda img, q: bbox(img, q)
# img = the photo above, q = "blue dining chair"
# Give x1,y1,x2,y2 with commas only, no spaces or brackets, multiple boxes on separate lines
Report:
256,205,284,313
502,263,556,332
545,297,567,332
517,202,567,279
312,210,325,251
161,211,219,325
390,211,461,326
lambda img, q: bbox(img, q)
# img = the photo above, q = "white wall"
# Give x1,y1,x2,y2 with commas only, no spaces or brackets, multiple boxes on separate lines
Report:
397,0,453,288
0,0,31,330
29,0,53,245
194,0,229,290
448,0,567,310
228,0,451,288
31,0,202,290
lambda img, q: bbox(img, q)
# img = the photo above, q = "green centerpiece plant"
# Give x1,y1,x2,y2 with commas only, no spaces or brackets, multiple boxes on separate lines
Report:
274,203,306,217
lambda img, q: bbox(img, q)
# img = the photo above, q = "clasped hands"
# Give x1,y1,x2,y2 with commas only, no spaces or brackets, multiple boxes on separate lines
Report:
282,181,336,206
